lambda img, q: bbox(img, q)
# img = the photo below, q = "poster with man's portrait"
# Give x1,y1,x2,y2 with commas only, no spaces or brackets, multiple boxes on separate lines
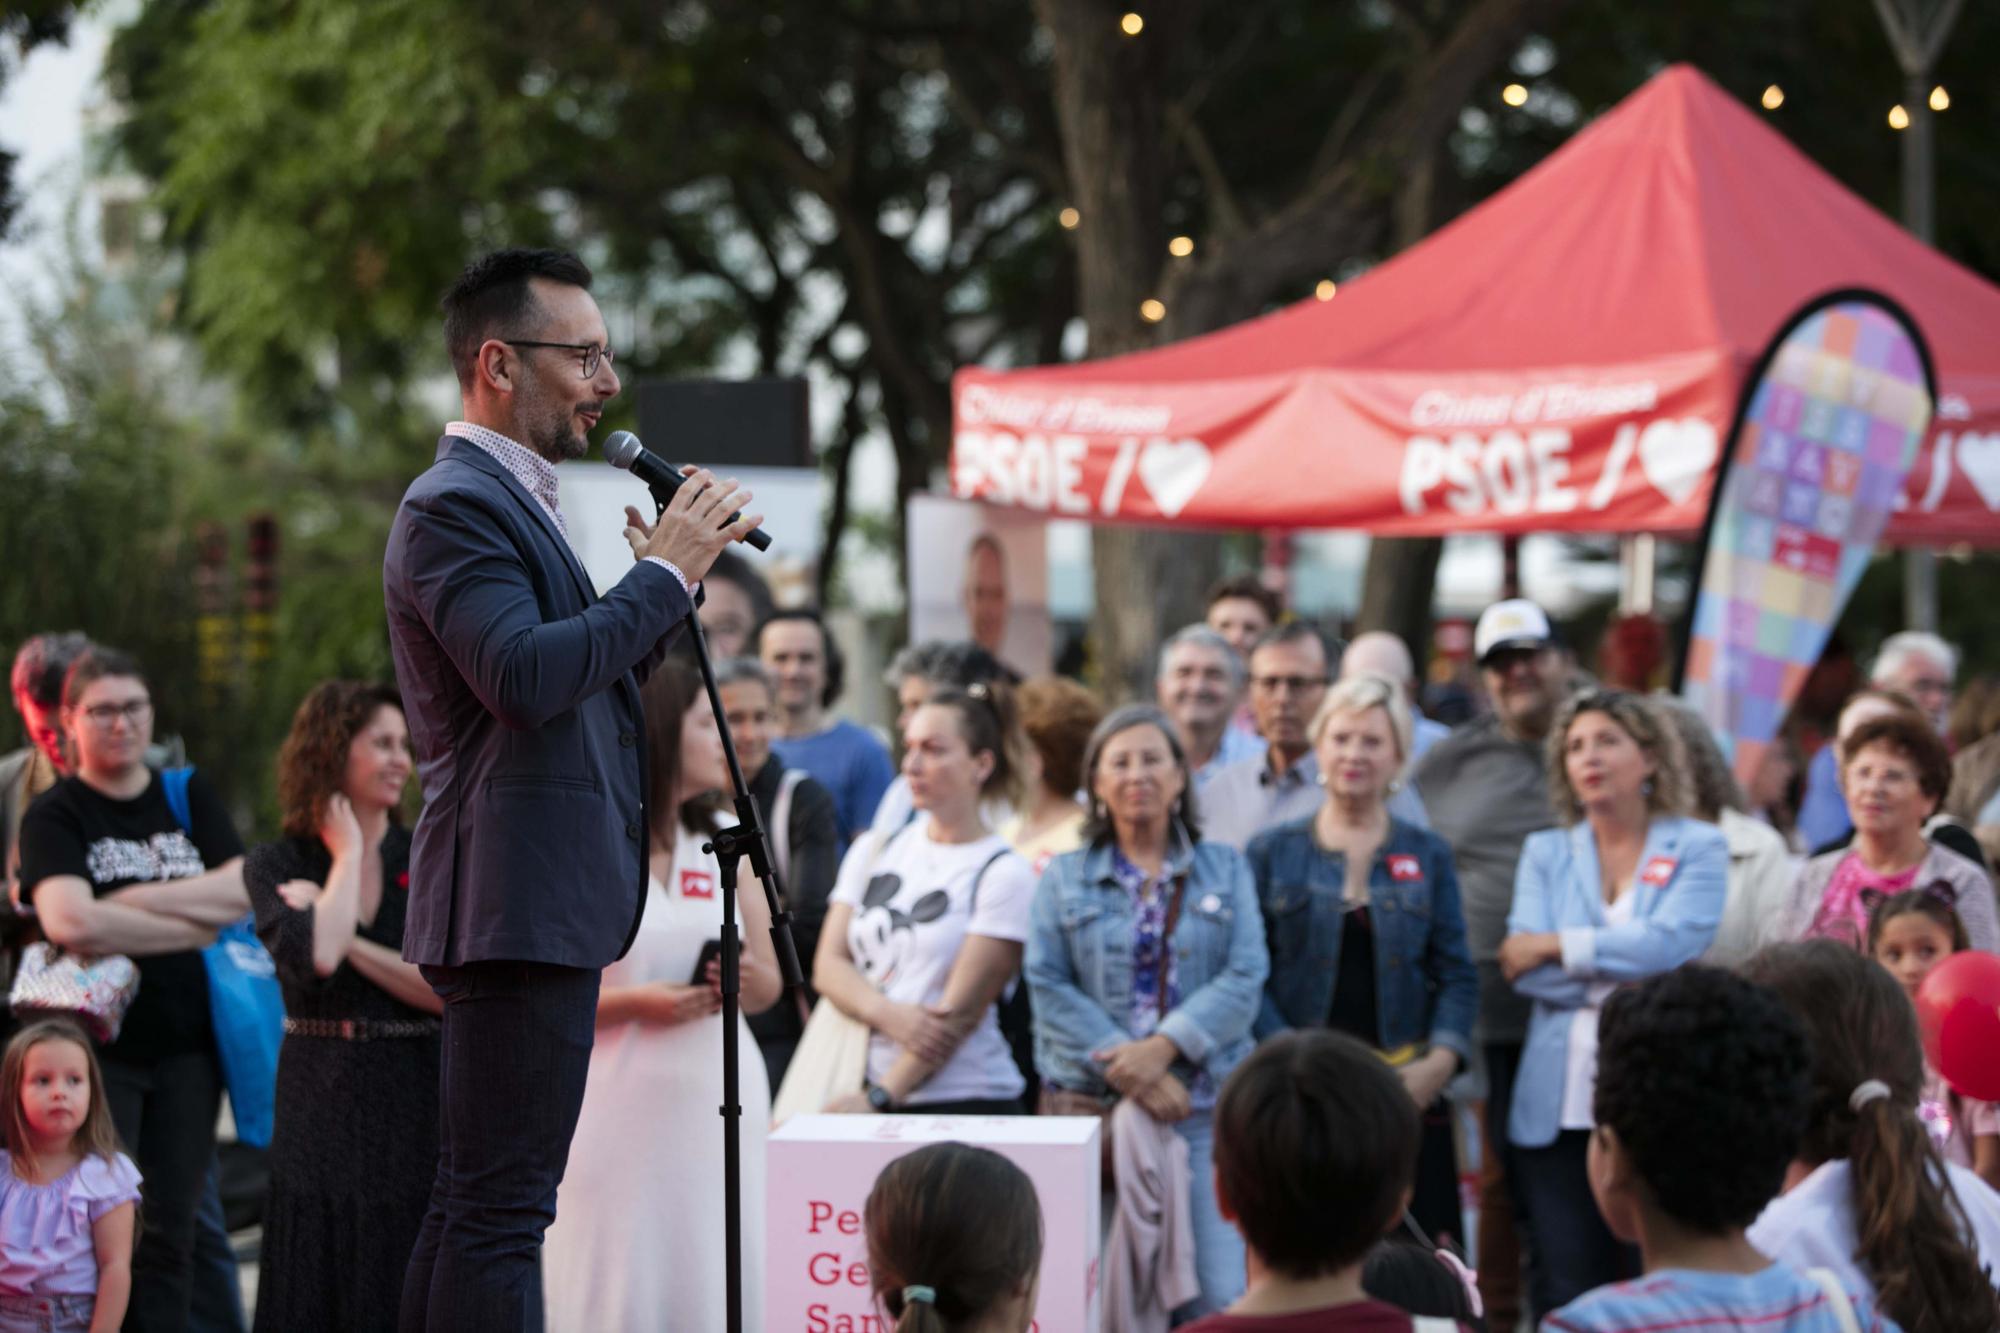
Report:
906,495,1052,679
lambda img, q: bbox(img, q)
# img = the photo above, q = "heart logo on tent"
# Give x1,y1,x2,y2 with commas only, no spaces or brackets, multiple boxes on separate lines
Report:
1137,438,1213,518
1957,433,2000,510
1637,418,1719,507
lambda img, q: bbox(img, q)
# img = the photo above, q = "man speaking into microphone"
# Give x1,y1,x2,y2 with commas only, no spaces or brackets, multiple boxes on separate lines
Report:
383,248,760,1332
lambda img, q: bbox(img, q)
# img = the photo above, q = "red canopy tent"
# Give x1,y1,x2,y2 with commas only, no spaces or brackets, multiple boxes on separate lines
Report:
949,65,2000,544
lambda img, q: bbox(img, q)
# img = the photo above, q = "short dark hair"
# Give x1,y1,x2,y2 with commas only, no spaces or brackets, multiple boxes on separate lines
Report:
884,640,1009,693
11,633,91,709
1840,712,1953,805
440,248,593,389
706,549,775,626
1247,619,1328,663
1593,965,1810,1234
61,648,145,712
1206,573,1282,624
754,608,845,708
1213,1030,1418,1278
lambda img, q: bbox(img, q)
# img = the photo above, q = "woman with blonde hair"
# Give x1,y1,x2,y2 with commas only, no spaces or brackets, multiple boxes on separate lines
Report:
1246,673,1477,1247
1498,688,1726,1313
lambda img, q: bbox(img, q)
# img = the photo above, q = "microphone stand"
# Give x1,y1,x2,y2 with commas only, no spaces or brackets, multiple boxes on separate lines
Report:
666,500,807,1333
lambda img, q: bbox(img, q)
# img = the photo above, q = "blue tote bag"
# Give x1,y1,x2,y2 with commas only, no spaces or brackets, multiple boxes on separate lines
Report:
162,767,284,1148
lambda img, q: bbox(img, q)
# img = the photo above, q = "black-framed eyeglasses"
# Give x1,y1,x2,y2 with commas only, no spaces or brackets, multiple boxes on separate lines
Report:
76,699,152,729
502,339,613,379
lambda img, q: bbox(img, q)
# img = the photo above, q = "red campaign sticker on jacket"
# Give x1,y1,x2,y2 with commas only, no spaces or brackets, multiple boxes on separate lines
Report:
680,869,715,900
1640,857,1677,887
1387,855,1423,883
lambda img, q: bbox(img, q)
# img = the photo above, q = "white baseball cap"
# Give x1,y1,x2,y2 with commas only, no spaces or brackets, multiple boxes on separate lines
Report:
1474,599,1555,665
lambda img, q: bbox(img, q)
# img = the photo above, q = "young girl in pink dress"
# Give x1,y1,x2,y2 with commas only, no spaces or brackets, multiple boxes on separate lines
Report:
0,1020,142,1333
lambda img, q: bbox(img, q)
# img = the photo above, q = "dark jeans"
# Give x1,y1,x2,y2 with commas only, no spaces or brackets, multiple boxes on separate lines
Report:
102,1048,223,1333
400,961,601,1333
1512,1129,1640,1314
189,1156,245,1333
1478,1039,1529,1329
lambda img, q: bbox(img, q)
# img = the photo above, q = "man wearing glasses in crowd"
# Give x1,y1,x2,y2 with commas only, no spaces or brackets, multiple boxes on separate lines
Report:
385,248,759,1332
1201,622,1335,850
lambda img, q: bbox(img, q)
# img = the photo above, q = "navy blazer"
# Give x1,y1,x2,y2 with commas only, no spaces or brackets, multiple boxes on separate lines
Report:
383,436,691,969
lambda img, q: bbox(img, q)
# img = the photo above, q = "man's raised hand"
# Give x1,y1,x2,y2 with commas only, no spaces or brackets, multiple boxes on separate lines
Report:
622,465,763,583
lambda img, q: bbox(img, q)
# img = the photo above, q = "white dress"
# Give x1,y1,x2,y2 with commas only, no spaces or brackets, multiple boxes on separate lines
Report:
543,826,771,1332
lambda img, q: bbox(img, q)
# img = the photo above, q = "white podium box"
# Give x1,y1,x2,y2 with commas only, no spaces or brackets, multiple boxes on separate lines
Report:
767,1113,1101,1333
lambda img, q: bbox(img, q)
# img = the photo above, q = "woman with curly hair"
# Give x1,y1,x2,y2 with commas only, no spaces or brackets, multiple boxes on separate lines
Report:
243,682,439,1332
1497,689,1727,1315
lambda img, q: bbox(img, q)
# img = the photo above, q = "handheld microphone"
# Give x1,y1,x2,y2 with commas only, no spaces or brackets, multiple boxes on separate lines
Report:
603,430,773,552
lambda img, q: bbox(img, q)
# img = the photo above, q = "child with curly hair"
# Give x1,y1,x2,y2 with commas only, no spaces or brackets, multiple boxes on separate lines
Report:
1546,965,1896,1332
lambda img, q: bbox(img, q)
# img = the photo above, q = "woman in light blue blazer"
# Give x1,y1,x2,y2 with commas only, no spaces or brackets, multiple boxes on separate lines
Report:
1498,688,1727,1316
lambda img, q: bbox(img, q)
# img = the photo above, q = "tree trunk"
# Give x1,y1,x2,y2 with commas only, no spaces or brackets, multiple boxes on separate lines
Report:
1355,144,1446,650
1034,0,1226,700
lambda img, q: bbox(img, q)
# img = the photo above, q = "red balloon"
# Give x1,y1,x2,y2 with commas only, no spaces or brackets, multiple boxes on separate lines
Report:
1915,951,2000,1103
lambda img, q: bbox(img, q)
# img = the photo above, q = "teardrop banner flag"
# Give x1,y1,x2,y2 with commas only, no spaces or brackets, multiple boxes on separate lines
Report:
1677,291,1937,786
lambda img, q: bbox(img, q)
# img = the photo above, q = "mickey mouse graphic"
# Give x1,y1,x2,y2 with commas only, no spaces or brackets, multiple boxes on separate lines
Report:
849,871,951,985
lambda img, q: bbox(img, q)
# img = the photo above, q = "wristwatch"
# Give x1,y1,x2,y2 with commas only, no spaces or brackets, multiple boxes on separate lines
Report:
864,1082,895,1112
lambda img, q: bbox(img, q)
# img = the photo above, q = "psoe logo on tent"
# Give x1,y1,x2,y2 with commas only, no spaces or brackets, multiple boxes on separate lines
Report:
1396,417,1718,518
953,430,1214,519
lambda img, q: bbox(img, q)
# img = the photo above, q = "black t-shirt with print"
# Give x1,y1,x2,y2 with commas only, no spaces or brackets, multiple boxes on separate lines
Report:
17,769,244,1062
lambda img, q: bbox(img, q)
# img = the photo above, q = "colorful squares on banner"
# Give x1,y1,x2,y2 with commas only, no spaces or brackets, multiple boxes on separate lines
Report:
1782,661,1812,701
1756,426,1791,472
1756,610,1795,657
1747,471,1785,517
1850,312,1890,368
1824,450,1860,495
1726,598,1762,644
1691,596,1722,641
1789,441,1825,485
1816,493,1853,541
1788,614,1825,661
1685,636,1715,686
1747,654,1785,697
1737,692,1780,743
1767,383,1804,433
1763,567,1804,615
1740,515,1777,561
1782,481,1820,526
1821,311,1860,359
1729,553,1767,602
1811,357,1851,404
1856,462,1900,509
1771,526,1839,581
1799,395,1836,442
1883,335,1922,389
1832,407,1869,452
1867,415,1910,466
1799,577,1836,625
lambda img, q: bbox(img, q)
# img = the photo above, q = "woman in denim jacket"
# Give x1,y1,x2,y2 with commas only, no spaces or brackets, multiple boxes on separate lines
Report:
1498,689,1727,1316
1025,704,1268,1319
1246,673,1477,1249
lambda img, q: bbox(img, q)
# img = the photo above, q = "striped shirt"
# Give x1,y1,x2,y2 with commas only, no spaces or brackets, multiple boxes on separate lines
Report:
1544,1263,1899,1333
445,421,689,595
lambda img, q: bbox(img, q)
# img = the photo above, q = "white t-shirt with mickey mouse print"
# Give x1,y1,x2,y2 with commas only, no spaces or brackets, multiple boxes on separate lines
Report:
829,815,1035,1105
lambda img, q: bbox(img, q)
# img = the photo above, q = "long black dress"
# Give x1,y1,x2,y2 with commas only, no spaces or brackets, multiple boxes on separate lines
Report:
242,827,439,1333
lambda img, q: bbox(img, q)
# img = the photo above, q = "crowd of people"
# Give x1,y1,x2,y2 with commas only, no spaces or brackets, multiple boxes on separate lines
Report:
4,572,2000,1331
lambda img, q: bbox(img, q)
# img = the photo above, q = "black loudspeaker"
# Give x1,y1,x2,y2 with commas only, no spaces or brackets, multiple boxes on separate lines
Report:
634,378,811,470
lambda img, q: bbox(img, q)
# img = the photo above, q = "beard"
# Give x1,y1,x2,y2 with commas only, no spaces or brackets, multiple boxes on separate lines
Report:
519,380,593,462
